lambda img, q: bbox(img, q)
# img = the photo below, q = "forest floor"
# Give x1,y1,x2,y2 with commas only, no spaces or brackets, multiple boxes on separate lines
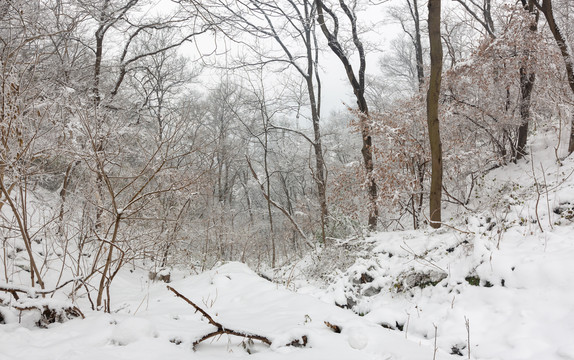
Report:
1,133,574,360
1,261,458,359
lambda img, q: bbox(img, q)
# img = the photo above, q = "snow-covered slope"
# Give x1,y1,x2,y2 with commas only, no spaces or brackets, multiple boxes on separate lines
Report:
0,263,456,359
2,132,574,360
301,133,574,360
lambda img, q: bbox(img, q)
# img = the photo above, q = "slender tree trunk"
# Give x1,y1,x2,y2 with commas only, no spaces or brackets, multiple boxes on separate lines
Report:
407,0,425,89
305,36,328,243
515,0,538,161
248,0,328,242
310,98,328,243
93,30,104,105
93,0,110,105
304,0,329,243
427,0,443,228
536,0,574,154
96,213,121,309
516,68,536,159
93,4,108,230
58,161,78,234
316,0,379,230
361,121,379,231
259,105,276,268
265,152,276,268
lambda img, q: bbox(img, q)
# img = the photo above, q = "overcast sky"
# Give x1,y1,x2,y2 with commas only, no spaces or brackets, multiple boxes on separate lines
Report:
179,1,401,118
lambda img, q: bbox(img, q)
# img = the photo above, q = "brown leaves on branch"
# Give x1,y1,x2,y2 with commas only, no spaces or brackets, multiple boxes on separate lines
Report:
324,321,342,333
335,3,570,229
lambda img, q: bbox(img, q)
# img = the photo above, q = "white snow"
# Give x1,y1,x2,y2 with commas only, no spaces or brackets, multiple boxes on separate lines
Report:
1,131,574,360
110,317,158,346
0,262,454,359
297,131,574,360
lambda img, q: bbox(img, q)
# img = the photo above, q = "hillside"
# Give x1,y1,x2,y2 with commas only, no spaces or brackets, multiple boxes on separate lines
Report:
295,132,574,360
2,132,574,359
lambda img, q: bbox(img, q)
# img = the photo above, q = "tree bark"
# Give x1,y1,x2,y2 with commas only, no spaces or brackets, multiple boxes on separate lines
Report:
535,0,574,154
516,68,536,160
515,0,538,161
302,1,328,242
316,0,379,230
427,0,443,228
407,0,425,89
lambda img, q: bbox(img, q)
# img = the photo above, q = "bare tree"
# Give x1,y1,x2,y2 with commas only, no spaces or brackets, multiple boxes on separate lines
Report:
452,0,495,37
0,0,70,290
452,0,539,162
315,0,379,230
200,0,330,244
534,0,574,154
71,106,198,311
388,0,425,89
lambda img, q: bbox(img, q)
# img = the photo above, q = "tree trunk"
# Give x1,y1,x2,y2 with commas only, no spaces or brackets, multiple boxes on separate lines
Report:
305,33,328,243
96,213,121,309
516,68,536,160
536,0,574,154
407,0,425,89
248,0,329,242
427,0,443,228
515,0,538,161
315,0,379,230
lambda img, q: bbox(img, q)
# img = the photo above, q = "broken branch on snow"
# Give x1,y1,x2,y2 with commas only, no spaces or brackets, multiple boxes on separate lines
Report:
167,285,307,349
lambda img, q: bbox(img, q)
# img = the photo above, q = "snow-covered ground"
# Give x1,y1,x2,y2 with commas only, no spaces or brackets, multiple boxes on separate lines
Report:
0,262,456,359
296,133,574,360
1,132,574,360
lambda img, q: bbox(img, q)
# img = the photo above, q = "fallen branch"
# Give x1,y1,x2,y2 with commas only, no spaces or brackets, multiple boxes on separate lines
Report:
167,286,272,349
0,278,81,299
0,285,21,301
192,328,272,348
12,303,84,320
1,280,85,327
9,301,84,328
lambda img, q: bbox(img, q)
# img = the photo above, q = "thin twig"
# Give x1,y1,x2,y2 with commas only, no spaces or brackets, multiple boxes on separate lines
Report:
540,163,553,230
465,316,471,360
530,152,544,232
432,323,438,360
421,211,475,235
400,241,447,273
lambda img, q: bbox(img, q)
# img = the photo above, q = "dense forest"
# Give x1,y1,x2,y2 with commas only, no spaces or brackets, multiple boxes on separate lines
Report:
1,0,573,344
